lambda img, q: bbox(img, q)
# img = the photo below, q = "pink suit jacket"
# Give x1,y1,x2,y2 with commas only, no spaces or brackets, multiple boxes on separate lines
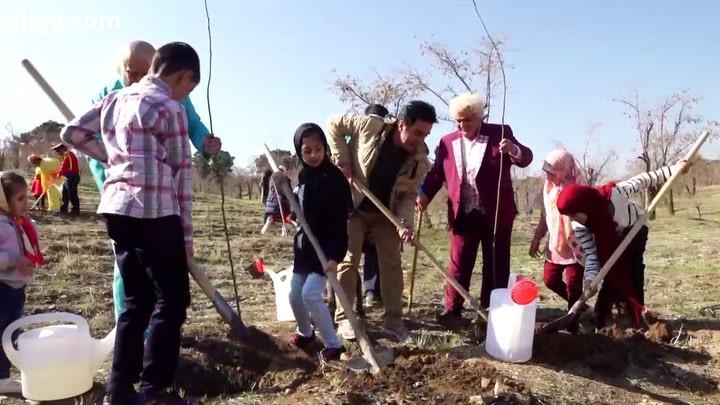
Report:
421,123,533,229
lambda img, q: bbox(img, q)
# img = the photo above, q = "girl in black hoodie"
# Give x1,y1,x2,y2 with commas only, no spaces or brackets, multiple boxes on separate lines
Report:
286,123,352,361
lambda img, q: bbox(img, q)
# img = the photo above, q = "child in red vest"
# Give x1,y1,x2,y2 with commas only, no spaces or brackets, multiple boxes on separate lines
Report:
52,143,81,216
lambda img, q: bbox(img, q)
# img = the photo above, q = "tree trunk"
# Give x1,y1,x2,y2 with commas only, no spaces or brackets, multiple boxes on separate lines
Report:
525,191,530,216
667,188,675,216
247,181,254,199
642,157,656,220
645,186,657,221
424,211,433,229
692,177,697,196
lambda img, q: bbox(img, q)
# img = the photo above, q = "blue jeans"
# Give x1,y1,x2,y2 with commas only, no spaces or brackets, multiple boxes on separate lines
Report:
0,283,25,378
289,272,341,349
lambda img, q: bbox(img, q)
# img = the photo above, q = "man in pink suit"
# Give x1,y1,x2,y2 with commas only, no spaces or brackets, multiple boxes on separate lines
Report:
417,93,533,323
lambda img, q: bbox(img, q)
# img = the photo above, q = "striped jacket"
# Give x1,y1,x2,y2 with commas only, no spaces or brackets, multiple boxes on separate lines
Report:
573,165,675,280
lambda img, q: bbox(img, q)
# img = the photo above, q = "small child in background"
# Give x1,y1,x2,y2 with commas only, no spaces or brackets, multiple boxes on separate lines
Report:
30,169,44,210
27,154,61,211
261,167,293,235
557,160,688,327
529,150,585,314
286,123,352,361
0,172,44,394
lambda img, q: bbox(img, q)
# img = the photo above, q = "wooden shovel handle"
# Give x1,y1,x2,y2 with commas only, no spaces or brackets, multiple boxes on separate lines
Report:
407,212,423,313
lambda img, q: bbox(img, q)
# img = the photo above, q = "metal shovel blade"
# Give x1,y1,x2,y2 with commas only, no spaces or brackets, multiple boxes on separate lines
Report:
538,312,580,335
347,347,395,374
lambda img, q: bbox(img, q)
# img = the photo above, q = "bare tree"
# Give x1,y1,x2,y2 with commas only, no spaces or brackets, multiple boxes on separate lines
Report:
615,89,707,216
329,70,420,116
329,37,509,121
694,200,703,219
577,123,618,186
3,122,21,170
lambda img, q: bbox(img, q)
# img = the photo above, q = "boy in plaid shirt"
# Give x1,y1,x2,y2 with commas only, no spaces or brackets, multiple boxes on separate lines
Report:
61,42,199,405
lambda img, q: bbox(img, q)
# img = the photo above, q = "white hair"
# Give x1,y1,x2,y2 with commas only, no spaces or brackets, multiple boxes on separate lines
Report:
448,93,486,119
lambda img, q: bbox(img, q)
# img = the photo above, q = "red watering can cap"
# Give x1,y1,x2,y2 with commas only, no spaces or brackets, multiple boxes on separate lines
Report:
511,278,538,305
255,258,265,274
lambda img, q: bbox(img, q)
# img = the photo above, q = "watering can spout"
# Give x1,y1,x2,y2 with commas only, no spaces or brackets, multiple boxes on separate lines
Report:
265,268,279,283
90,326,116,373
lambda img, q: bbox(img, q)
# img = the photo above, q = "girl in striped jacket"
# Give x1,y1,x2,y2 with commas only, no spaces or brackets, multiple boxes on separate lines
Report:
556,161,686,327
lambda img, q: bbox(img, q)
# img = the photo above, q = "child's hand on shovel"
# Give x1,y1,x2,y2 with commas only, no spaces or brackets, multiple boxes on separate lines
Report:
675,159,692,174
582,279,598,298
325,260,338,276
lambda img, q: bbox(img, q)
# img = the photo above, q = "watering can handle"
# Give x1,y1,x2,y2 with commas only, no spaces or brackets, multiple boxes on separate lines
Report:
1,312,89,367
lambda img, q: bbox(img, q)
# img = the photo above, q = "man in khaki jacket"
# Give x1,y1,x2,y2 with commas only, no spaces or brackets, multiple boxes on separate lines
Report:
326,100,436,342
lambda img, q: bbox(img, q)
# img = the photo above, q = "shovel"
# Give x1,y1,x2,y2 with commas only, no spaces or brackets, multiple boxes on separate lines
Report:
541,130,710,334
263,145,393,374
406,211,423,314
351,181,488,323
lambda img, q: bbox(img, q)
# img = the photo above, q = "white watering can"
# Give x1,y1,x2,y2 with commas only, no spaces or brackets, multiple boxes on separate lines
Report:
485,275,538,363
1,312,115,401
265,266,295,322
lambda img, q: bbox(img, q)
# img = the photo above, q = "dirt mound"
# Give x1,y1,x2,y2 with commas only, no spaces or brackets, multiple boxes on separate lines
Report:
535,327,695,375
534,332,634,375
646,319,673,343
175,327,315,397
281,347,542,404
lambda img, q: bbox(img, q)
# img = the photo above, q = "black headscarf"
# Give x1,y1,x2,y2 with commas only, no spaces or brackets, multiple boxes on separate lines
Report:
293,123,336,180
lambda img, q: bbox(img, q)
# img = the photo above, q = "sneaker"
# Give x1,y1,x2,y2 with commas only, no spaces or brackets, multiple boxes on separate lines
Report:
288,332,316,349
338,320,356,341
320,346,347,361
364,291,381,308
0,377,21,394
382,321,410,343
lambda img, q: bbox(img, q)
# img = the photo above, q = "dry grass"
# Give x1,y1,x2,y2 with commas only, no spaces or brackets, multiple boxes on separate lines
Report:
2,184,718,404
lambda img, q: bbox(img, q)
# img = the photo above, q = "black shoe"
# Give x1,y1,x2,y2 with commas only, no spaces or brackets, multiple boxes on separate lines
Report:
102,392,138,405
139,390,188,405
437,309,464,327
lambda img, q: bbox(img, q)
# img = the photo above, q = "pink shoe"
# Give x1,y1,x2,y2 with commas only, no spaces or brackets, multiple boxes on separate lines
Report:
288,332,316,349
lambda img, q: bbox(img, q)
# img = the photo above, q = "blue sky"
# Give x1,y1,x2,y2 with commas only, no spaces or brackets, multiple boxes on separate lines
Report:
1,0,718,176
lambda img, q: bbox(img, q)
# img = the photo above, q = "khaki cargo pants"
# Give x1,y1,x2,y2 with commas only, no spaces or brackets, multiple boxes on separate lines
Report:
334,210,403,328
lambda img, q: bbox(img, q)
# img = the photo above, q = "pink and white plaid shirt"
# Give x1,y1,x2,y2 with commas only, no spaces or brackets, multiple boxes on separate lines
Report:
61,76,193,248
